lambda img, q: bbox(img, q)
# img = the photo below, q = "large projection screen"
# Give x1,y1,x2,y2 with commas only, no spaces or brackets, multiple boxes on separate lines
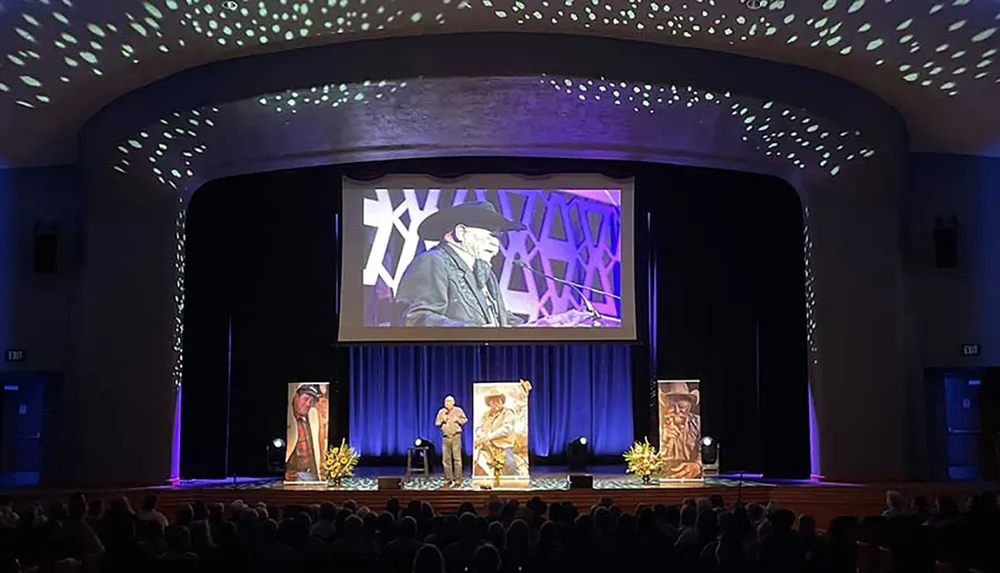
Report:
339,174,636,343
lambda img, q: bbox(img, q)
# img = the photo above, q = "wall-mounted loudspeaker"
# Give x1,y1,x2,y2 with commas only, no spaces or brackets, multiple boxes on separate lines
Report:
33,222,58,275
933,216,958,269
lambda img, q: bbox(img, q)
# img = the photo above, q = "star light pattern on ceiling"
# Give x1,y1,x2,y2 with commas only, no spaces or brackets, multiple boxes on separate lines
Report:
110,79,408,188
545,77,873,177
489,0,998,96
256,79,409,113
111,107,220,190
803,206,819,366
1,0,997,109
172,204,186,390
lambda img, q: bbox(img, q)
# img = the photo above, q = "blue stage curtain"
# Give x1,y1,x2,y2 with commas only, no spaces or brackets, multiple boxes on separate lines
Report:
348,344,633,457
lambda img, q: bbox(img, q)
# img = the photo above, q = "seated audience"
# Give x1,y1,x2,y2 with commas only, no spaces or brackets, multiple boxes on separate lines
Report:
1,485,999,573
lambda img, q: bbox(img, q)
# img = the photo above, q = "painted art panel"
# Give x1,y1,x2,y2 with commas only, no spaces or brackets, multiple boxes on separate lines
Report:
285,382,330,483
472,381,530,480
658,380,704,480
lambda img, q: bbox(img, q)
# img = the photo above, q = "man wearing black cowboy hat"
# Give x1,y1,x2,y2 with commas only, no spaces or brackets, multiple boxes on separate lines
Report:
394,201,528,327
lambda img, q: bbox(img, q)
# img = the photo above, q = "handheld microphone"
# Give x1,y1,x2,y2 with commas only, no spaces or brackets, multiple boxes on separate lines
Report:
513,256,616,326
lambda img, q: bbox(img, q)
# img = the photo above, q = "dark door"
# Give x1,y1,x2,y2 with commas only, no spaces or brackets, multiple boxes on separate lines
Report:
943,375,982,481
0,375,45,487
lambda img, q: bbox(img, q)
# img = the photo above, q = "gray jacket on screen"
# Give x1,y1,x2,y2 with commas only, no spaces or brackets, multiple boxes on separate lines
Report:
394,244,525,327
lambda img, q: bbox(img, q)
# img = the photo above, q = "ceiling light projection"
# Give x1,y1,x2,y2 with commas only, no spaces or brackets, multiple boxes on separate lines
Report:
110,79,407,189
545,77,874,177
255,79,410,113
489,0,997,96
2,0,996,110
1,0,449,109
111,107,220,190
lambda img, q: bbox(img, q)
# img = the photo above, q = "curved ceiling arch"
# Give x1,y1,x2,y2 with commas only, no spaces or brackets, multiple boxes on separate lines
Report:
0,0,997,167
81,32,906,158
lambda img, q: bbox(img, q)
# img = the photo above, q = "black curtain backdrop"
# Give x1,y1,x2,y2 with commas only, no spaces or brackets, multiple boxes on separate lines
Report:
182,157,808,479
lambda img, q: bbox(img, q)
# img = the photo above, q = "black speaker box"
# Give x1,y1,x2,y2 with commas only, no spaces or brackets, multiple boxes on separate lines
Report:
378,476,403,490
568,474,593,489
33,231,58,274
933,218,958,269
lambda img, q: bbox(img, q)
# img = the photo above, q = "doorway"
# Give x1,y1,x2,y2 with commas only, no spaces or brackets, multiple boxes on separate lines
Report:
0,372,50,487
926,368,1000,482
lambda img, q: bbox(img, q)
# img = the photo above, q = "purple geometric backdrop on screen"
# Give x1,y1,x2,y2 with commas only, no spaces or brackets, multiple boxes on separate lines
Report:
361,188,621,326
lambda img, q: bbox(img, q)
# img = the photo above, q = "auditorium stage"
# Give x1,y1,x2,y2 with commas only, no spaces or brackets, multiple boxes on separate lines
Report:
8,466,987,528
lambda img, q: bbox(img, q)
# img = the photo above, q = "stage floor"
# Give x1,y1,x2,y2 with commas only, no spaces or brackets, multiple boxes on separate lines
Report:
165,466,806,492
6,466,990,529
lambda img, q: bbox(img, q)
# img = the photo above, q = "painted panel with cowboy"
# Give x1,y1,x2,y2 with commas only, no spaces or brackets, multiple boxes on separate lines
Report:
658,380,704,480
284,382,330,483
472,381,530,479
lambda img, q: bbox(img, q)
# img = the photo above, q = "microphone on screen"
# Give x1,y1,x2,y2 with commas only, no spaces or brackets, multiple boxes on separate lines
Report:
512,256,616,326
603,189,620,210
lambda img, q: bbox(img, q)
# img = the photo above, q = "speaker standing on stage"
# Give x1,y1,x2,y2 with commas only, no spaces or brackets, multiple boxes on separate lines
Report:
435,395,468,487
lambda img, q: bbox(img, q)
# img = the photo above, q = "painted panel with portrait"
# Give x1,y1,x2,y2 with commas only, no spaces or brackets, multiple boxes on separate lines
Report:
658,380,703,480
472,382,530,479
285,382,330,483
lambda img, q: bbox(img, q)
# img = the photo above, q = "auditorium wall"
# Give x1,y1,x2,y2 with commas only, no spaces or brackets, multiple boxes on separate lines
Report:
0,166,83,375
904,153,1000,369
900,153,1000,478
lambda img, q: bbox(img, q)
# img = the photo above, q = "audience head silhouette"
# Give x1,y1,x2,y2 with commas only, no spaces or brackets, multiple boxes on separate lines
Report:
0,488,996,573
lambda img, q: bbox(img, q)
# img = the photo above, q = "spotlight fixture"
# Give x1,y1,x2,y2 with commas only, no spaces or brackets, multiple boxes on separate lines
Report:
412,438,436,462
701,436,721,477
743,0,767,9
266,437,286,473
568,436,589,471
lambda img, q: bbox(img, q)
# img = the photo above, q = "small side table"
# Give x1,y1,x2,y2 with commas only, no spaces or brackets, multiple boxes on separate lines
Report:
406,446,430,478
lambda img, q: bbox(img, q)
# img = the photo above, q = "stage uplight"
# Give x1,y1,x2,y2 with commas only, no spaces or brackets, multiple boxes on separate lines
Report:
412,437,436,462
266,437,286,473
568,436,589,470
701,436,721,477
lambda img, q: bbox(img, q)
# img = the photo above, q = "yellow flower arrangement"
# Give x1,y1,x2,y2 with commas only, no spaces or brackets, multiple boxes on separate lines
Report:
484,444,506,480
623,438,662,483
324,438,360,484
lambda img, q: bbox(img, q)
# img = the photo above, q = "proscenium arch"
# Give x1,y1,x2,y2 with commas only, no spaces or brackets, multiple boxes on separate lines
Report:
62,33,912,487
81,33,908,163
97,74,887,200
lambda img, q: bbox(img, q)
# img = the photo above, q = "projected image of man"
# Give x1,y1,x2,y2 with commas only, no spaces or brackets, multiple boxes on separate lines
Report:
394,201,527,327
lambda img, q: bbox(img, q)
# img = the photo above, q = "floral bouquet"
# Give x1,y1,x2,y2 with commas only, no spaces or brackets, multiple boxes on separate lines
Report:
489,454,506,476
324,438,360,485
623,438,662,484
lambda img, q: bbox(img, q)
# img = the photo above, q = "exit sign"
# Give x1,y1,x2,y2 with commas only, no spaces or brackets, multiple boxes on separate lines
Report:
5,349,25,363
962,343,980,357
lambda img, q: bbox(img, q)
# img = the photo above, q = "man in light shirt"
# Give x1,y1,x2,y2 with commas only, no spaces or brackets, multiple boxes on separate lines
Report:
435,395,468,487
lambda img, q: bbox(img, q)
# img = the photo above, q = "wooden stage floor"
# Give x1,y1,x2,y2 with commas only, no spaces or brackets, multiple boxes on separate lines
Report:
7,466,992,528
